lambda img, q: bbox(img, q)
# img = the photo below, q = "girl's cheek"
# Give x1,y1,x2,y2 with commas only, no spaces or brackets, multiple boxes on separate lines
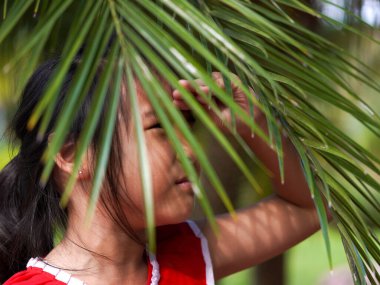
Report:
148,133,176,160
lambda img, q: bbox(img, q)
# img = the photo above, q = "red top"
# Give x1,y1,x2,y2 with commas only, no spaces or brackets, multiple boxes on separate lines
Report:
4,221,214,285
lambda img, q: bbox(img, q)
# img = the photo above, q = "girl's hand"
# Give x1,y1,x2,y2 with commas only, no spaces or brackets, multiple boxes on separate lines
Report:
172,72,262,135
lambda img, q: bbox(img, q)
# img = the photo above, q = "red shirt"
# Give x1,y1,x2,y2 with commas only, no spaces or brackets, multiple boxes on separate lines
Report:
4,221,214,285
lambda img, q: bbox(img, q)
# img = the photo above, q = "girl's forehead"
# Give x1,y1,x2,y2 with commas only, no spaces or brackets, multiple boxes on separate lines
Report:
136,79,172,113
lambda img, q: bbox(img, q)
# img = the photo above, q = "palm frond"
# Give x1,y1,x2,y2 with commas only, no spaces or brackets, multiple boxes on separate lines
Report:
1,0,379,282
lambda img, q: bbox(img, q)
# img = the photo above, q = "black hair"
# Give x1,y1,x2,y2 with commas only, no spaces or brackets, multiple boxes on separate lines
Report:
0,58,140,282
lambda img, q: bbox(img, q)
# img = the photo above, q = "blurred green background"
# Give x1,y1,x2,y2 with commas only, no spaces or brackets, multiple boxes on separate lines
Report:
1,1,379,284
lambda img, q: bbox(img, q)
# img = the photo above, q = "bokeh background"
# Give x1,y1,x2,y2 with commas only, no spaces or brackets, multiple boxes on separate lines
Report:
1,1,379,284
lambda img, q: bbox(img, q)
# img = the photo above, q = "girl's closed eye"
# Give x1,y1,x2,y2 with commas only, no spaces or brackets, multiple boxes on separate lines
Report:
149,122,163,129
148,114,194,130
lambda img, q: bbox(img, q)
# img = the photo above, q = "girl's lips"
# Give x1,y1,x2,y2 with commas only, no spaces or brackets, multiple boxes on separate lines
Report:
175,177,190,184
175,177,193,193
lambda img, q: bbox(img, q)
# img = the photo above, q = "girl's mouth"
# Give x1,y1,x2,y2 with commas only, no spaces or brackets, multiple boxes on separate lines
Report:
175,177,193,192
175,177,189,184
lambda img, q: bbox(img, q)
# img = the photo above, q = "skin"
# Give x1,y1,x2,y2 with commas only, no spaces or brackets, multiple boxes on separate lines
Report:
46,73,325,284
173,73,324,279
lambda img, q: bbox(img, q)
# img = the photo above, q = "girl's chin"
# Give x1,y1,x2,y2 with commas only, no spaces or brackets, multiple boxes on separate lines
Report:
156,209,194,227
131,196,195,229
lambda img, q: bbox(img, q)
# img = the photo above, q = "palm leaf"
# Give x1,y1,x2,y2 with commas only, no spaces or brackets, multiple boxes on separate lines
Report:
126,63,157,252
1,0,380,282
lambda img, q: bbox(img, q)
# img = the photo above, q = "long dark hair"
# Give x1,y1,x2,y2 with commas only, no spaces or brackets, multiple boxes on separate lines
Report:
0,58,138,282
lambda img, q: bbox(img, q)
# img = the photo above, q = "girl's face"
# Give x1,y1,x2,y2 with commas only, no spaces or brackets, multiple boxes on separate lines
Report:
117,83,199,229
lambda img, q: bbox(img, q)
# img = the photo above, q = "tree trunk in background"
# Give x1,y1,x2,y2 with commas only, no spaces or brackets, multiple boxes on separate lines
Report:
256,255,285,285
288,0,321,30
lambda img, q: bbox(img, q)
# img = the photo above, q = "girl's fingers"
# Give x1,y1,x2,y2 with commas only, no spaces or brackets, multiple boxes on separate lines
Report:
173,83,210,106
175,79,206,94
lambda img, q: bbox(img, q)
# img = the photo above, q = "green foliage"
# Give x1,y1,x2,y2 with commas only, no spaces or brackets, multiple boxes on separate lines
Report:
1,1,379,283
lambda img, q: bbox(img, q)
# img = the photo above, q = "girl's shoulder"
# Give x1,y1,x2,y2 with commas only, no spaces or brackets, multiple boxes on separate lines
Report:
4,267,65,285
4,259,85,285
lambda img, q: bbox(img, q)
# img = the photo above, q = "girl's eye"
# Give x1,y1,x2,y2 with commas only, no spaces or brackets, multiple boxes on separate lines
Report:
150,123,163,129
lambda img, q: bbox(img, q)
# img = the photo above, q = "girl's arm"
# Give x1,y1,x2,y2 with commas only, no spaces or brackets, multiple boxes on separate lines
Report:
200,119,321,279
173,73,326,280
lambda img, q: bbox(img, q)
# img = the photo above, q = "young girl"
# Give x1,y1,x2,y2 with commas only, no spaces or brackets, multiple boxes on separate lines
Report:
0,58,323,285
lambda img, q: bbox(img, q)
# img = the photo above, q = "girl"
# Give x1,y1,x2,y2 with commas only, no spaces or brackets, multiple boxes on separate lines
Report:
0,58,323,285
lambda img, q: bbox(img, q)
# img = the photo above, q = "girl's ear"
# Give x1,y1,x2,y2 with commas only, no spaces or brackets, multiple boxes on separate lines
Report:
54,140,91,181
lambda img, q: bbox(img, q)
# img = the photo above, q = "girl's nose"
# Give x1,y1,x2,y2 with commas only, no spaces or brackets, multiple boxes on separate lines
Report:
177,132,200,175
184,145,200,174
